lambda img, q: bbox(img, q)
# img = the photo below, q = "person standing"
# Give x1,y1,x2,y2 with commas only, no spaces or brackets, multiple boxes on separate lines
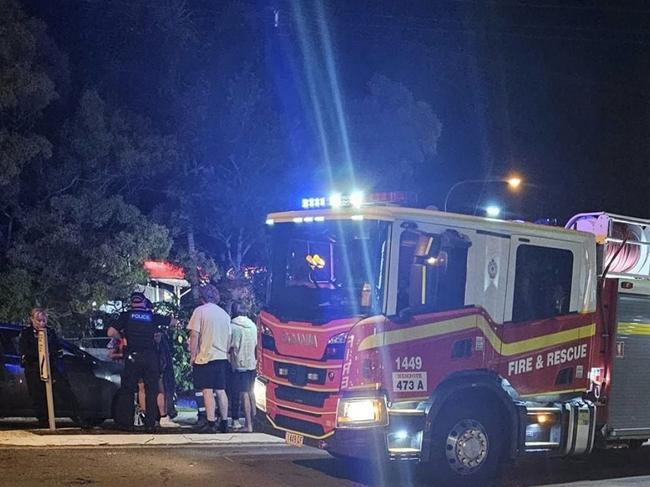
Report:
108,292,171,432
229,303,257,433
19,308,81,427
188,284,231,433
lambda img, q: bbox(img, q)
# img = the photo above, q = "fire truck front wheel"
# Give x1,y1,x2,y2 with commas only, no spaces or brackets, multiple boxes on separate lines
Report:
426,402,505,485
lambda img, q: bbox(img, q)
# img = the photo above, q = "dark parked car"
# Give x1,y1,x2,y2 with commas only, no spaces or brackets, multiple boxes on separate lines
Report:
0,323,121,426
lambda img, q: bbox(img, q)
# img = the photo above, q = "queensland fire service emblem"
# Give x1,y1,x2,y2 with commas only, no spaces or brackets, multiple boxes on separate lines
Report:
281,332,318,348
488,258,498,279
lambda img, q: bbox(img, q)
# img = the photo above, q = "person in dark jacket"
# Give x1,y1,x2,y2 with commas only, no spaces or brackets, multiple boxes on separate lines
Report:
18,308,81,427
155,329,179,426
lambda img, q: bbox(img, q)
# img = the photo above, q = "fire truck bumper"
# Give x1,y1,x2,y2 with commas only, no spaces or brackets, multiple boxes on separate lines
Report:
323,411,426,461
256,408,427,461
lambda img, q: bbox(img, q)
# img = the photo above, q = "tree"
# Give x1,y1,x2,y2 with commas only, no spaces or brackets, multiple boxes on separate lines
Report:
0,0,64,249
151,66,291,280
0,90,174,333
206,68,288,276
346,74,442,189
7,193,170,332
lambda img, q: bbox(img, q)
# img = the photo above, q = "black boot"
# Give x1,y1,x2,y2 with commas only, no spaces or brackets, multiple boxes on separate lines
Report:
195,421,217,434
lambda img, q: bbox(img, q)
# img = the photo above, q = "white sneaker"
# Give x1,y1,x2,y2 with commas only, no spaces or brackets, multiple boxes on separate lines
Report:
231,419,243,430
134,412,145,427
159,416,181,428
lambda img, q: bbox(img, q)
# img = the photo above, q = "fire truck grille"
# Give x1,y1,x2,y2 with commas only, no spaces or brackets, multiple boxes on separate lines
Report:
275,414,325,437
275,385,331,408
273,362,327,386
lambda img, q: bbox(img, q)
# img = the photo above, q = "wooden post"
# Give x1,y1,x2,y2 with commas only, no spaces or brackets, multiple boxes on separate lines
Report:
38,329,56,431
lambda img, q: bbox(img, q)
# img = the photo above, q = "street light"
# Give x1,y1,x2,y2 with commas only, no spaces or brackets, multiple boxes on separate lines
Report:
443,176,523,212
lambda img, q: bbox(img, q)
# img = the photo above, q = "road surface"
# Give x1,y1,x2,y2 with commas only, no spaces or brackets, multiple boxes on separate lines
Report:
4,442,650,487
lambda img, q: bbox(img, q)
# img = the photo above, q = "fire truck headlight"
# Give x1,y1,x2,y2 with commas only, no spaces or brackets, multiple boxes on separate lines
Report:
254,378,267,412
336,397,388,428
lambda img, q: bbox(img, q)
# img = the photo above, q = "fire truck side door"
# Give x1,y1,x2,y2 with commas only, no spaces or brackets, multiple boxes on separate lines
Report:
504,235,583,322
501,235,591,397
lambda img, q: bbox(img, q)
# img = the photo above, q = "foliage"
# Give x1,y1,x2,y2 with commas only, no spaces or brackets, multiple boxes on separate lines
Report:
347,74,442,188
6,192,170,332
0,86,174,333
0,0,60,231
0,1,443,339
153,300,194,393
216,278,258,315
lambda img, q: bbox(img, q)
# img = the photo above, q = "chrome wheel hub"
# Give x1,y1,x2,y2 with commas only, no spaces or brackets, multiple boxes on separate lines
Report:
444,419,489,475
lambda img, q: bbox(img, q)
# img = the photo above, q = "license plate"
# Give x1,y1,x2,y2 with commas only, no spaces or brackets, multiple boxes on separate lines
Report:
285,432,304,447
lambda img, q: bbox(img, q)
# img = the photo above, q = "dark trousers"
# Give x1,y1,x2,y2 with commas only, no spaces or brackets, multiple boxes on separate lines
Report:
24,364,79,422
114,350,159,429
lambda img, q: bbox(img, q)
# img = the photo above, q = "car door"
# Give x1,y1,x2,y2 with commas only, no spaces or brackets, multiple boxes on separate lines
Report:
0,328,33,415
59,340,114,418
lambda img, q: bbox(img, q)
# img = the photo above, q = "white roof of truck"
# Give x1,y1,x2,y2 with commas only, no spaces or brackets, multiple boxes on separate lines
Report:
267,206,594,245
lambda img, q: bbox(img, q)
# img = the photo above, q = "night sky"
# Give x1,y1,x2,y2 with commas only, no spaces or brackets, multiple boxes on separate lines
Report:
25,0,650,223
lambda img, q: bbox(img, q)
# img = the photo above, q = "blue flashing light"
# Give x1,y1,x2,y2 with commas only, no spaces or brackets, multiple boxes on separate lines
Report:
302,197,327,209
300,191,374,210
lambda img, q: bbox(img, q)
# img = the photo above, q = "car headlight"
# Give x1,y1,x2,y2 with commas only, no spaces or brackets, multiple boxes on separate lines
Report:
254,378,267,412
336,396,388,428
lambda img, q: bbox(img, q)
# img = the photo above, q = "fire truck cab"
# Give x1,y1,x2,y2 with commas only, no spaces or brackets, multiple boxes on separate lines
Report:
255,197,650,483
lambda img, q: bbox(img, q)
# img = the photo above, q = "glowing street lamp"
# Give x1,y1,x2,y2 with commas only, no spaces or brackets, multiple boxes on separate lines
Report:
443,175,524,212
507,177,522,189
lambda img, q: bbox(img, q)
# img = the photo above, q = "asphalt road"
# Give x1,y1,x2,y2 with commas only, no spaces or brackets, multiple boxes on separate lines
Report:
4,443,650,487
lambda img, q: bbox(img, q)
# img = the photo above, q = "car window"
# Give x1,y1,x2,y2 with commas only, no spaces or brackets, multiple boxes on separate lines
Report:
0,329,19,356
61,340,85,358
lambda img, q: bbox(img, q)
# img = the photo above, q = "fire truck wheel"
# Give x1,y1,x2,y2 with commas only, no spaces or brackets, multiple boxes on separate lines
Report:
428,402,504,485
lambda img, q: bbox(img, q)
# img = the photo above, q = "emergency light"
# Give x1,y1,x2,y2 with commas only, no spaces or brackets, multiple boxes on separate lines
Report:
300,191,413,210
301,197,327,209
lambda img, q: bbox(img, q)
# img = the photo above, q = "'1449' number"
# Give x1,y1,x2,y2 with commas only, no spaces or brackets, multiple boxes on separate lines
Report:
394,356,422,370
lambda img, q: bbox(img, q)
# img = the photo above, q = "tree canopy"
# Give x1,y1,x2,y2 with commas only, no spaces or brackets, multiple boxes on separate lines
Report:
0,0,443,333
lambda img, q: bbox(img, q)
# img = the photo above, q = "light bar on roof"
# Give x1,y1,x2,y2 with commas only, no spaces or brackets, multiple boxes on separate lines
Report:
300,190,412,210
329,193,343,209
301,197,327,209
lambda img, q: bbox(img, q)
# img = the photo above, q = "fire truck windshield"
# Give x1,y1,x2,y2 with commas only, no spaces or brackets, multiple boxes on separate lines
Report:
267,219,390,323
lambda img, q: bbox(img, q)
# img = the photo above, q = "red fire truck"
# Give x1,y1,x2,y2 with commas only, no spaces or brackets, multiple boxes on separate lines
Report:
254,194,650,483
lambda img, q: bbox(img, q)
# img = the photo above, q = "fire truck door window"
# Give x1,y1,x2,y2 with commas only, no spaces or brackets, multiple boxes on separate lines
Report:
396,229,469,314
512,245,573,322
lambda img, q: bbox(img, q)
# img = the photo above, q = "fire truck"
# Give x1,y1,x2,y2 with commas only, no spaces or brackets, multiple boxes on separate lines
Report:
254,192,650,483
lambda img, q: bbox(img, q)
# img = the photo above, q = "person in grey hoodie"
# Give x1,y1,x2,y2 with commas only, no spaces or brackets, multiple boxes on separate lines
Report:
229,302,258,432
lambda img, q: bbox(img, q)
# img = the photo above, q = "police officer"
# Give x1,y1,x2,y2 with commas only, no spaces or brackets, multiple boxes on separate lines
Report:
108,292,171,432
